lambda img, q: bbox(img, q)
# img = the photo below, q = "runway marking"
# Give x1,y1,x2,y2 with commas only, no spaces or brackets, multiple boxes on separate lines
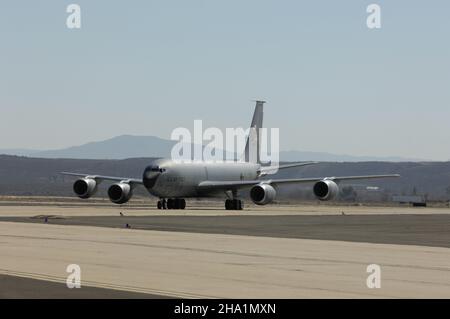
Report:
0,268,211,299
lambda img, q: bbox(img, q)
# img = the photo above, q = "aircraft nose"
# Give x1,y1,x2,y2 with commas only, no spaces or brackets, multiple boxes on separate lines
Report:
143,165,161,189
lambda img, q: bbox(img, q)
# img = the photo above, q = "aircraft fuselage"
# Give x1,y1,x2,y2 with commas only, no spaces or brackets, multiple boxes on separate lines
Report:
143,159,260,198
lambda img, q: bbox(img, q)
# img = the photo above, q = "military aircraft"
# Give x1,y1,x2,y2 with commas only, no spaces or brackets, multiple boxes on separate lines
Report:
62,101,399,210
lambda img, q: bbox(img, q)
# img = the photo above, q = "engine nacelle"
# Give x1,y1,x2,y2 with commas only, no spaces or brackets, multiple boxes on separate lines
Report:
73,178,97,199
313,180,339,201
250,184,276,205
108,183,133,204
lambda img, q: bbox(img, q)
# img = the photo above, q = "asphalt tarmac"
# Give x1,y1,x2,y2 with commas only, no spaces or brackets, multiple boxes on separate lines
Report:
1,202,450,298
1,213,450,248
1,221,449,298
0,275,169,299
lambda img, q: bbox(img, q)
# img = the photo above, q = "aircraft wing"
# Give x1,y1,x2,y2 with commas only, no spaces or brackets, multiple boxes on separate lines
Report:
259,162,318,175
198,174,400,190
61,172,144,185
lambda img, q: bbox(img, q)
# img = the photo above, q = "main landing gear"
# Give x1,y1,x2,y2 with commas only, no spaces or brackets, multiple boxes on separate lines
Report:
225,199,243,210
157,198,186,210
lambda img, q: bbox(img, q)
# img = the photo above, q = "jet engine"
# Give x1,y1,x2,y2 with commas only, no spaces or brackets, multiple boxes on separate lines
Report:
73,178,98,199
108,182,133,204
250,184,276,205
313,180,339,201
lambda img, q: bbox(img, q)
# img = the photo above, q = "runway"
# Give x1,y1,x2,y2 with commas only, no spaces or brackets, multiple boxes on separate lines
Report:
0,201,449,298
1,214,450,248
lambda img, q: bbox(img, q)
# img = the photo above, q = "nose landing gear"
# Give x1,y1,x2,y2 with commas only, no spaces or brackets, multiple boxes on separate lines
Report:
157,199,165,209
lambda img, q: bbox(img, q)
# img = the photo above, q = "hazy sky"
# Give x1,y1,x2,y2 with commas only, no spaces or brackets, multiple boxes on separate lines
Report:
1,1,449,160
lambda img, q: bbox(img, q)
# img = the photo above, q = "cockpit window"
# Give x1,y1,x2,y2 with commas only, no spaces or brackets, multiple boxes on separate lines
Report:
150,165,166,173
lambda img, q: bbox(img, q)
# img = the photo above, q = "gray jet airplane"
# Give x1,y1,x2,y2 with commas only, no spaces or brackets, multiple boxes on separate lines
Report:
62,101,399,210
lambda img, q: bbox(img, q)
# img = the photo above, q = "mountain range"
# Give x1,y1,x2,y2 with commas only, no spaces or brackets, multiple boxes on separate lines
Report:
0,135,426,162
1,154,449,200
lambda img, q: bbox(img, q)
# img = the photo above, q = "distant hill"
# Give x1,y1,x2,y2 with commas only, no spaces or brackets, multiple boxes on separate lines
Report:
0,135,427,162
33,135,173,159
0,154,449,201
0,149,40,157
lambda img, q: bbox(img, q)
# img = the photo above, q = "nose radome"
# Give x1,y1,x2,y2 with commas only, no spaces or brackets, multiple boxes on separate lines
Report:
143,166,160,189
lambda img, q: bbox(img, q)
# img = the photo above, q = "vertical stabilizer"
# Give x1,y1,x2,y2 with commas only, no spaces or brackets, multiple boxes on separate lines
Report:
242,100,265,163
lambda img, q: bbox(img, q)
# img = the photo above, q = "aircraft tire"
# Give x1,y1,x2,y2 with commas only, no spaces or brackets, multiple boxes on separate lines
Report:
225,199,232,210
225,199,243,210
232,199,240,210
